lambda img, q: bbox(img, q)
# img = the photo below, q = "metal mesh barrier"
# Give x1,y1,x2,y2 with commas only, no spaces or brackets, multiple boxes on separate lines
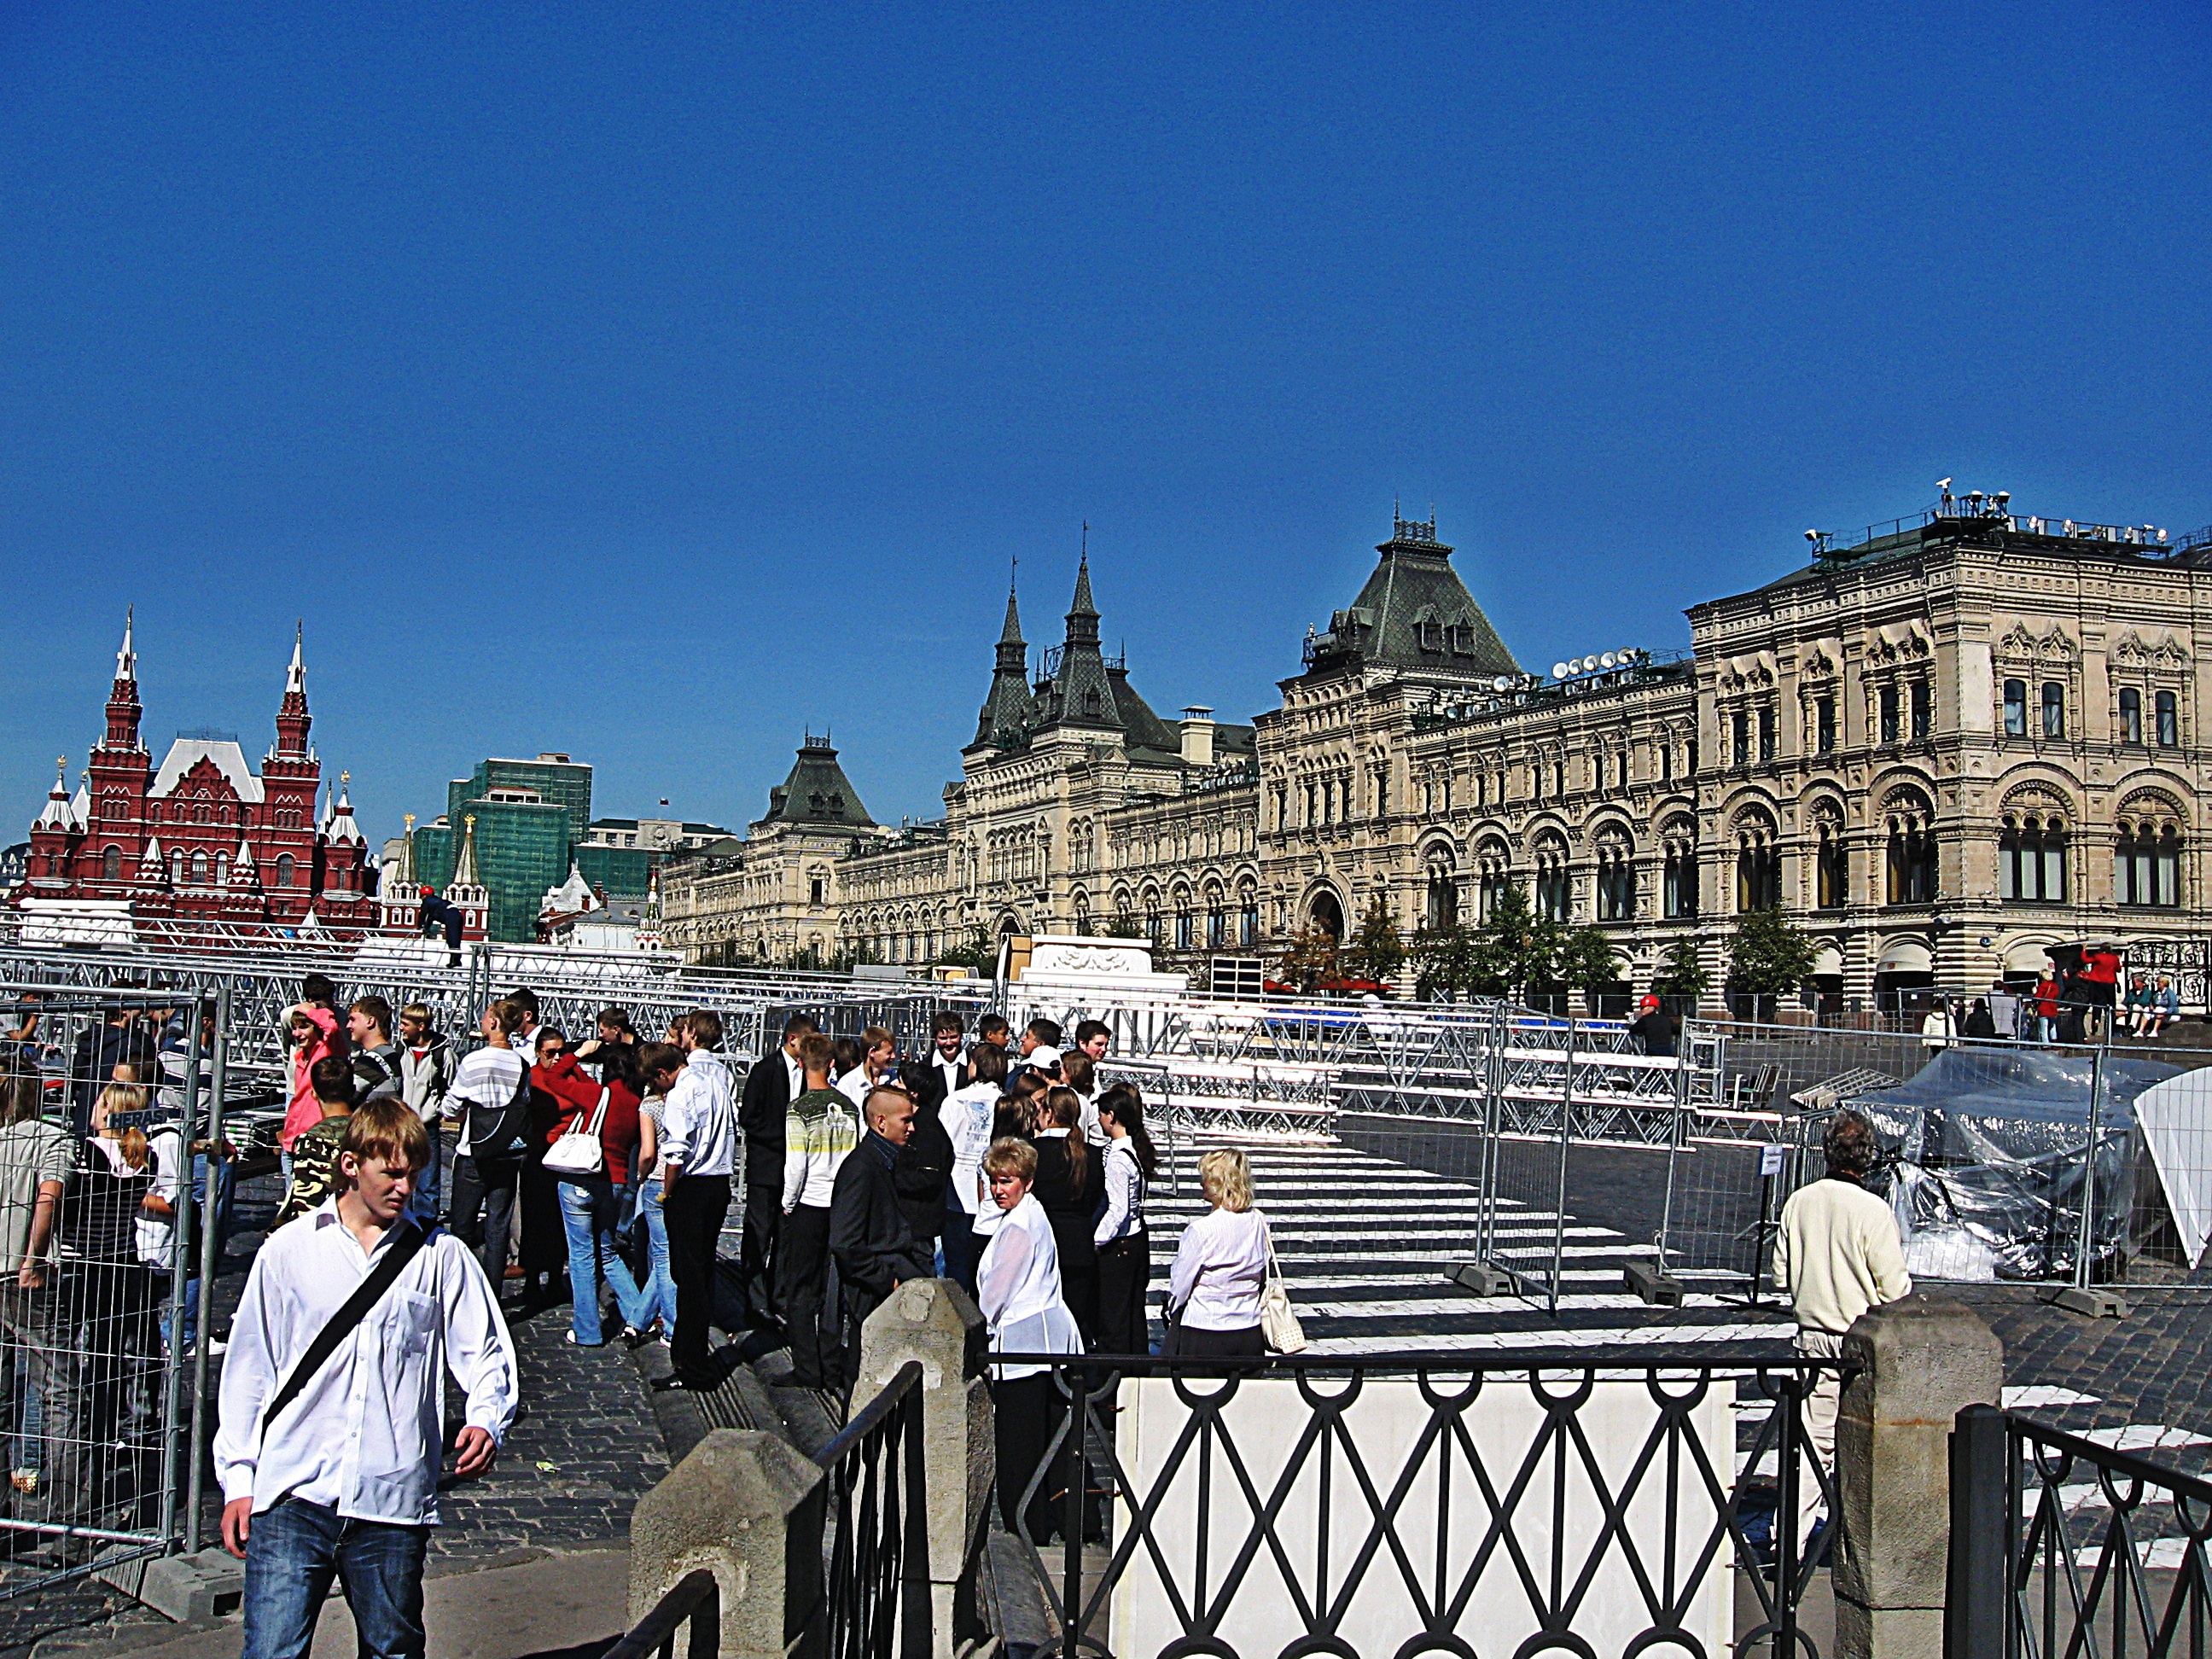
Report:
0,982,223,1599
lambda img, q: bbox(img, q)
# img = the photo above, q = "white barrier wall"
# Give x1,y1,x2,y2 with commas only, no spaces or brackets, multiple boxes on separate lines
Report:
1110,1375,1734,1659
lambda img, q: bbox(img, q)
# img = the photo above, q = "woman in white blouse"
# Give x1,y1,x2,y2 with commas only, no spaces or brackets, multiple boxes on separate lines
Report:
1092,1085,1158,1355
975,1137,1081,1536
1165,1147,1270,1359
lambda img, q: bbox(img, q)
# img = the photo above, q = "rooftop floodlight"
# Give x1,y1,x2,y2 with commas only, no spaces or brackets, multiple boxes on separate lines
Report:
1938,477,1953,491
1994,491,2010,507
1621,646,1639,661
1551,661,1569,679
1805,528,1820,543
1493,676,1511,692
1599,651,1617,668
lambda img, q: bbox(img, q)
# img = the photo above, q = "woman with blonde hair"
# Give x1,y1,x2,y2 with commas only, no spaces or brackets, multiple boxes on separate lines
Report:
1164,1147,1271,1359
975,1136,1080,1536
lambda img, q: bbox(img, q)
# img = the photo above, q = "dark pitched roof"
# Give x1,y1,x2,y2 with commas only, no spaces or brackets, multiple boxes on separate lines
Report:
757,739,876,830
1034,554,1123,731
1306,517,1519,681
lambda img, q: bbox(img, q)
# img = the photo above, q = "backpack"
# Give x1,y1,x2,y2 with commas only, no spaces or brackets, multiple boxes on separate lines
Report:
463,1055,532,1166
351,1048,399,1101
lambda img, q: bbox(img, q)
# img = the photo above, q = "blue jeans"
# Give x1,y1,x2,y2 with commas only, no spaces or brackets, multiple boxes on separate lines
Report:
407,1131,445,1227
556,1179,649,1345
242,1497,430,1659
636,1178,678,1338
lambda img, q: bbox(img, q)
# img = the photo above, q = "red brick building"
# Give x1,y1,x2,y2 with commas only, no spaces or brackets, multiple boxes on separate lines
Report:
20,614,376,929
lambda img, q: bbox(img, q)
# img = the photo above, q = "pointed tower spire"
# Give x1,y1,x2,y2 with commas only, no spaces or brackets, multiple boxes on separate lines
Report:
1065,533,1100,648
274,621,312,756
451,813,481,888
972,556,1039,749
102,607,143,752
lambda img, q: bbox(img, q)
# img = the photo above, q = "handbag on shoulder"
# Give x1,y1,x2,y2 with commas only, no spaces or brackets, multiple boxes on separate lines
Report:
1259,1228,1307,1353
544,1088,610,1177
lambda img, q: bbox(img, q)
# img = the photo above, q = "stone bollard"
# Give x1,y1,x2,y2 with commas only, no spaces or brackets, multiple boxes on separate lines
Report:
1833,1295,2003,1659
854,1277,994,1659
627,1427,826,1659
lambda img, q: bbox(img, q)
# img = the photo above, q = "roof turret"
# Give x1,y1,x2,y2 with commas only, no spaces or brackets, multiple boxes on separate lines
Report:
1301,513,1518,682
759,736,877,829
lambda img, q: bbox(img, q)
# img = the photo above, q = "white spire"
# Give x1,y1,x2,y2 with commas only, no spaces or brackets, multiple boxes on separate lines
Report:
323,769,364,845
115,606,136,682
286,621,306,695
35,759,72,830
139,837,166,882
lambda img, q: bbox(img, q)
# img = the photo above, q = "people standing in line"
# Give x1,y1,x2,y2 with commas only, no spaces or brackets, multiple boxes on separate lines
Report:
627,1061,678,1348
345,998,404,1106
514,1028,573,1307
1628,994,1679,1059
69,1085,163,1463
1773,1109,1910,1544
2033,971,2061,1044
975,1136,1082,1539
0,1075,75,1516
72,1006,158,1141
779,1035,858,1389
939,1045,1006,1292
573,1007,637,1068
1919,998,1955,1053
1962,998,1997,1039
1029,1087,1100,1346
1164,1149,1272,1360
998,1072,1049,1141
1092,1085,1156,1357
276,1058,357,1225
1073,1020,1111,1065
533,1027,648,1348
828,1086,932,1394
974,1014,1013,1061
1988,981,2020,1040
395,1004,453,1225
924,1012,969,1106
1059,1052,1103,1144
218,1100,517,1659
830,1037,866,1110
277,999,341,1181
892,1060,954,1274
443,1001,529,1295
650,1013,740,1392
737,1013,816,1335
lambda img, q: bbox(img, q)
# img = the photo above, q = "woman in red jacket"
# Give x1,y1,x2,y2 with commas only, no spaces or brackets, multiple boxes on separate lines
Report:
533,1030,649,1347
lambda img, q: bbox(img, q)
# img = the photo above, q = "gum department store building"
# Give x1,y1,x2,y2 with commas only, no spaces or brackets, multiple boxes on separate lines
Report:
661,498,2212,1011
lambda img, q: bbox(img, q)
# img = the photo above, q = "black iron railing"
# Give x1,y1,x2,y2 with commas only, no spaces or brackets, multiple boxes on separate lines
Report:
994,1348,1845,1659
816,1358,931,1659
1952,1403,2212,1659
604,1567,719,1659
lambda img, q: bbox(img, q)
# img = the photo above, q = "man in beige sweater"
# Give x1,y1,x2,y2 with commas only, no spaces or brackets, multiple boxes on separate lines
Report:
1772,1109,1911,1540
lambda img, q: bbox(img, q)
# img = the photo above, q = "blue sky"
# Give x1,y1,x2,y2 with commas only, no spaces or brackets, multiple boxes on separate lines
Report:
3,3,2207,841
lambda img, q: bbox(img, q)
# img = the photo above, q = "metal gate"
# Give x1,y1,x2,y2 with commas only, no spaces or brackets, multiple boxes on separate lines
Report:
0,982,224,1600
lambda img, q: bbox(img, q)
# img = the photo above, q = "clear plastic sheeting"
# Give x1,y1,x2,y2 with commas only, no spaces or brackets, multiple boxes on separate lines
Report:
2129,1068,2212,1268
1844,1047,2180,1282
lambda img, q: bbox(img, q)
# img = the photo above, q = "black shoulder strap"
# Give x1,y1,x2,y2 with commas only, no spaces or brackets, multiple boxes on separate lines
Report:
260,1220,433,1434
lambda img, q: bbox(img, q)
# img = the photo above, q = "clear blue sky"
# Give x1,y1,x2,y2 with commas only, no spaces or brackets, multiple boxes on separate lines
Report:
3,3,2207,842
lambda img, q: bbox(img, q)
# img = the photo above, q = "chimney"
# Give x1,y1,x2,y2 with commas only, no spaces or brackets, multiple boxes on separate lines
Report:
1179,707,1216,767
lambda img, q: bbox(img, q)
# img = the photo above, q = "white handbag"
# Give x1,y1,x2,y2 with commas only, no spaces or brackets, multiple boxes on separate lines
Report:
1259,1228,1307,1353
543,1088,609,1177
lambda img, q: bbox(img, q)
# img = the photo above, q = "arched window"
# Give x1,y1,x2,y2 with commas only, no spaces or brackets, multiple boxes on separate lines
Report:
216,853,229,886
2119,687,2144,745
2157,690,2180,747
102,846,120,882
2003,679,2028,737
1878,685,1900,745
2042,681,2066,738
2116,818,2182,908
1735,819,1780,912
1999,815,2067,902
1884,799,1937,905
170,850,184,886
1812,805,1847,911
1533,834,1570,923
1594,830,1635,921
1732,709,1750,768
190,850,209,885
1661,819,1699,919
1423,848,1458,931
1238,882,1260,946
275,853,296,889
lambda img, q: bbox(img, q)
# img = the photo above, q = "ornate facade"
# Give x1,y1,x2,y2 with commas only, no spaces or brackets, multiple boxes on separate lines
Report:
17,616,377,930
669,503,2212,1009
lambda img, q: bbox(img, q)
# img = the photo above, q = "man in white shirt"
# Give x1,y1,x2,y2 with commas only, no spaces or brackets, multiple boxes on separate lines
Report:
218,1099,515,1659
440,1002,527,1289
925,1011,968,1103
1773,1109,1910,1542
652,1012,739,1390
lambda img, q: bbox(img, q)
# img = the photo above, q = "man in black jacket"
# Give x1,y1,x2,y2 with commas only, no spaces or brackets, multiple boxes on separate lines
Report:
891,1064,953,1265
828,1086,932,1394
736,1013,816,1331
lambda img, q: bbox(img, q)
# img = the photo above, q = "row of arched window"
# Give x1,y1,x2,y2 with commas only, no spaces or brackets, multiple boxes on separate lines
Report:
96,846,294,888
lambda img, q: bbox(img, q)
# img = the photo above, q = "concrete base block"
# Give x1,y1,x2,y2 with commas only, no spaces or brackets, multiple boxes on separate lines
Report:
2040,1284,2130,1318
1446,1262,1513,1297
99,1546,243,1621
1837,1595,1944,1659
1624,1261,1685,1307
